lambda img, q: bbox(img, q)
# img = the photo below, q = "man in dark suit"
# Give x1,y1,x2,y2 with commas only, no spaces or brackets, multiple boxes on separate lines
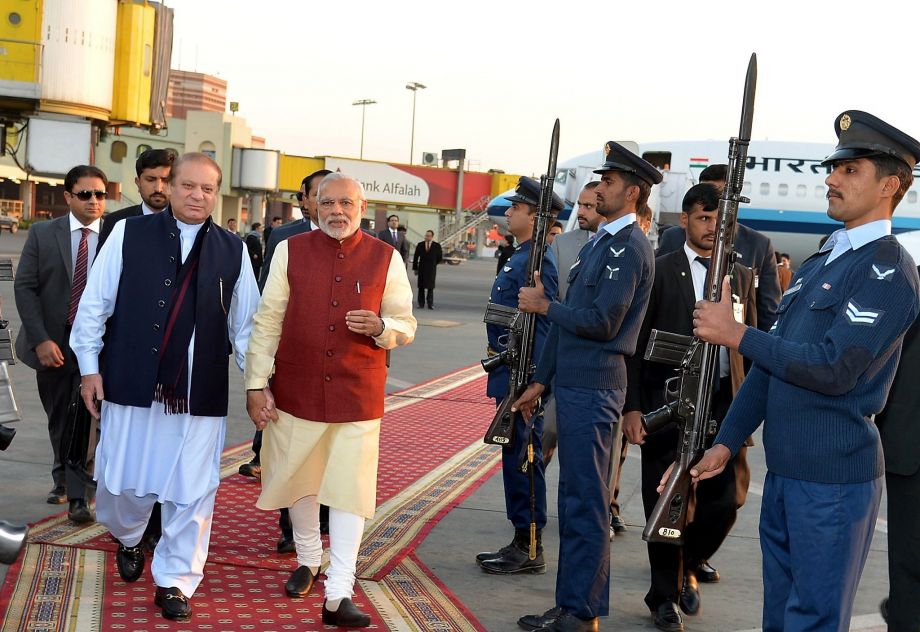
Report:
263,216,282,247
14,165,108,523
377,214,410,263
244,223,263,280
876,277,920,631
656,164,780,333
98,149,174,249
412,230,442,309
623,184,757,631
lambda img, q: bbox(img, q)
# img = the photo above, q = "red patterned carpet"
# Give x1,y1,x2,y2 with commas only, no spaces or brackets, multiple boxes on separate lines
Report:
1,366,498,632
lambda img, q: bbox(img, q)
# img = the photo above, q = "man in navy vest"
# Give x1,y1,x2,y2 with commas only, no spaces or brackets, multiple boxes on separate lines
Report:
691,111,920,632
514,142,660,632
71,153,260,622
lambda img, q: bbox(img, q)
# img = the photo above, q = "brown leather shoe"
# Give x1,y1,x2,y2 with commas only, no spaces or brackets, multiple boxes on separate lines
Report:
46,486,66,505
322,598,371,627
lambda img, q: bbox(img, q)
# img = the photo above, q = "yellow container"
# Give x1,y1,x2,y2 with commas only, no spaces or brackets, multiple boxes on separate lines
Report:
279,154,325,192
111,0,154,126
0,0,43,100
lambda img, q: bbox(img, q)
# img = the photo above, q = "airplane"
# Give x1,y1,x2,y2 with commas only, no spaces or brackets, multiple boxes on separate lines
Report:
487,140,920,265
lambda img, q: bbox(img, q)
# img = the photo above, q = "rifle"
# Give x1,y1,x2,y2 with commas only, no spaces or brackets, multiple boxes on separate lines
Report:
481,119,560,447
641,54,757,546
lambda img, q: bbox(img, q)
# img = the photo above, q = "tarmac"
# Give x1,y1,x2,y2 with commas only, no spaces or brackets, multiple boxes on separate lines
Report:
0,230,889,631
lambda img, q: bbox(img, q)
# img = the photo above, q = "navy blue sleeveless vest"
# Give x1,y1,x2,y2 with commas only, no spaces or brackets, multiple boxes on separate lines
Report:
102,210,242,416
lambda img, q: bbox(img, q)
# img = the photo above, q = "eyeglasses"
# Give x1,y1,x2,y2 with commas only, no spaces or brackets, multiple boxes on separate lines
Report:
72,190,107,201
295,192,305,201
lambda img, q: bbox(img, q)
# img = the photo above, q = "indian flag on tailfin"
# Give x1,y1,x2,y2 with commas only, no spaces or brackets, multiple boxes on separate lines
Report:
690,157,709,171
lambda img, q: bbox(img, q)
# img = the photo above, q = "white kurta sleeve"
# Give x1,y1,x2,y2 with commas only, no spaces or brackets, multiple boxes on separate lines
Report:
373,249,417,350
229,243,261,371
244,240,291,389
70,219,126,375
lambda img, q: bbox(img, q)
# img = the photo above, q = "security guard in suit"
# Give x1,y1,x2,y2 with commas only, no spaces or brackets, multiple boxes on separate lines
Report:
477,177,560,575
515,143,661,632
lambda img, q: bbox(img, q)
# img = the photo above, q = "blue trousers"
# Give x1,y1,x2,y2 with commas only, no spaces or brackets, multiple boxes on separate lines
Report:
760,472,882,632
497,399,547,530
554,385,625,619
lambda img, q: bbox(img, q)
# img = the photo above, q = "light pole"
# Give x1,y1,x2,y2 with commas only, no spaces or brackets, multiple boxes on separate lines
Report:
405,82,426,164
352,99,377,159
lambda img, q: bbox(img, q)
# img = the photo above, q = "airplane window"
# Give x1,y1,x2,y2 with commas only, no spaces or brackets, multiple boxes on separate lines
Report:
908,191,918,204
555,170,567,184
815,185,826,198
778,184,788,197
760,183,770,196
742,181,751,195
796,185,807,198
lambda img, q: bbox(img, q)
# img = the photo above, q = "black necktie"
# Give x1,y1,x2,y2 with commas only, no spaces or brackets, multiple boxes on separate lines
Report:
695,256,711,270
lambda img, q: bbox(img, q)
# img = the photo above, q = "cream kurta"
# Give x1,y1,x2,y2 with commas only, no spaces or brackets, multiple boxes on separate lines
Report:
245,239,416,518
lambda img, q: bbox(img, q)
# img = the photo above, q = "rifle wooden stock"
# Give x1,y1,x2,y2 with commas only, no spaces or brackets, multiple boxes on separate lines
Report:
642,454,700,545
483,389,520,445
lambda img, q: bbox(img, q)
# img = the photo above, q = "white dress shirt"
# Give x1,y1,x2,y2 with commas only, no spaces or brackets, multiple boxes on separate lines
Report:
683,243,730,378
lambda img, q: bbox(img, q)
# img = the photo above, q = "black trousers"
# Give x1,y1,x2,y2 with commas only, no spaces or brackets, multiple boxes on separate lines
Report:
640,380,739,609
36,363,91,500
417,286,434,308
886,469,920,631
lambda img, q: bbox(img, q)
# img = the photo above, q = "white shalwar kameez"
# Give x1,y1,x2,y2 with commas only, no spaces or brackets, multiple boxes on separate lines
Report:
70,219,260,597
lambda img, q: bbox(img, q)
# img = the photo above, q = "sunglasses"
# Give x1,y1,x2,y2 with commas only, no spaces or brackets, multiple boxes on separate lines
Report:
295,192,305,202
72,190,107,201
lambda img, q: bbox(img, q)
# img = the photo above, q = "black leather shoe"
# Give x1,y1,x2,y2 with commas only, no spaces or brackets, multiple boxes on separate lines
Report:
652,601,684,632
322,598,371,627
115,543,145,583
67,499,94,524
518,605,563,630
480,541,545,574
541,612,598,631
284,565,317,597
475,539,515,565
880,597,889,623
46,486,66,505
695,560,720,583
276,534,295,554
238,458,261,478
154,586,192,621
679,572,700,616
610,514,627,535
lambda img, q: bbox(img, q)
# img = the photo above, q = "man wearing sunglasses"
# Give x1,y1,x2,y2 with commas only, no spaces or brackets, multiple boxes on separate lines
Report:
14,165,107,524
98,149,174,250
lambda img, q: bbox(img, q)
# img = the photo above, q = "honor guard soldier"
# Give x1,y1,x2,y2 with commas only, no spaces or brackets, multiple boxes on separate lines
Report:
691,111,920,632
514,142,661,632
477,176,561,575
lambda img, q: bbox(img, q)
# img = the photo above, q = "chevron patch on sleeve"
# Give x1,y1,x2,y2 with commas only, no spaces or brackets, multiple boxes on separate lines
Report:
845,300,883,325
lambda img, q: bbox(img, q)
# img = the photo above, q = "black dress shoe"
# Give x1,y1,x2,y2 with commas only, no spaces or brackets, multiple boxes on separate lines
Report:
284,565,316,597
518,605,563,630
154,586,192,621
695,560,720,583
238,458,261,478
475,540,515,564
479,541,545,575
46,486,66,505
322,597,371,627
115,543,145,583
610,514,627,535
880,597,889,623
679,572,700,616
652,601,684,632
67,499,94,524
541,612,598,631
276,534,295,554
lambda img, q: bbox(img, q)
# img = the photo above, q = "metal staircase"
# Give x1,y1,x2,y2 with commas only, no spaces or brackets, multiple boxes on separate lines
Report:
438,195,492,251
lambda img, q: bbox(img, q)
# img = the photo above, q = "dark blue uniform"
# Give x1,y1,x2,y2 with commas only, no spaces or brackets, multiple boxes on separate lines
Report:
486,240,557,530
534,218,654,619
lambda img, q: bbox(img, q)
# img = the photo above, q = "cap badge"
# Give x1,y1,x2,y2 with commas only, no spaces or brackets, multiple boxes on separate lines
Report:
604,142,612,158
840,114,852,131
